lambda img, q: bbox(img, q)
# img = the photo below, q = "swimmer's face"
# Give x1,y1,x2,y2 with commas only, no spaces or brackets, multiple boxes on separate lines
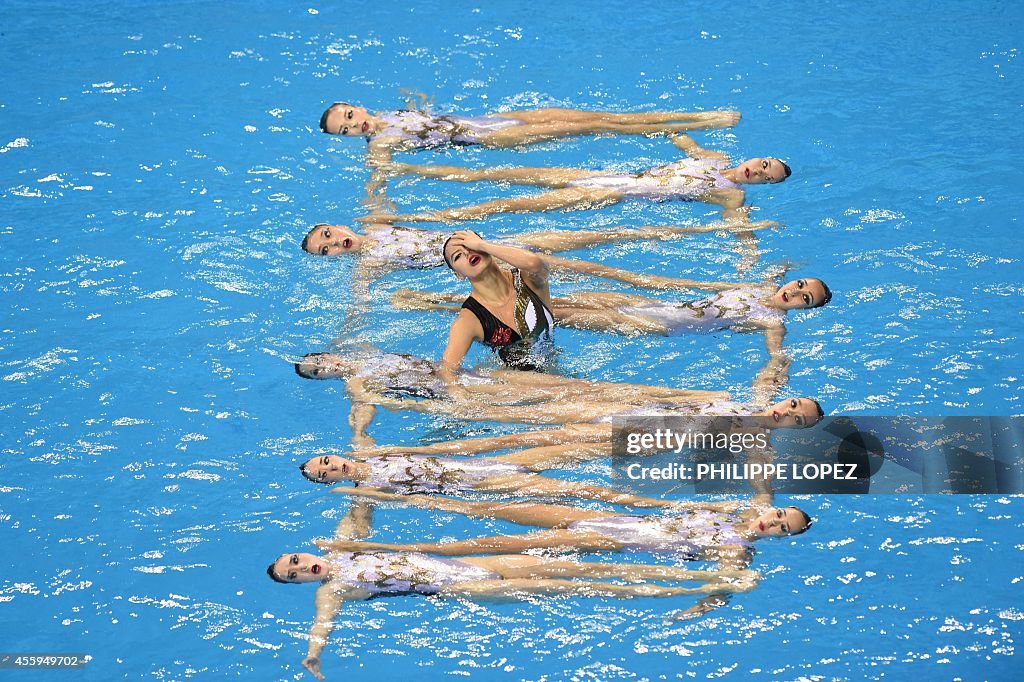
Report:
272,553,329,583
770,278,827,310
444,242,489,277
301,455,353,484
323,104,374,137
751,507,810,538
765,397,821,429
294,353,353,380
302,224,364,257
736,157,788,185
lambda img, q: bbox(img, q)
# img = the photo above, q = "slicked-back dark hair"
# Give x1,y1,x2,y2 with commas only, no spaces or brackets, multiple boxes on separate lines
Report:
788,507,813,536
817,281,832,308
294,352,328,378
267,562,289,583
319,102,352,133
781,161,792,179
301,224,330,254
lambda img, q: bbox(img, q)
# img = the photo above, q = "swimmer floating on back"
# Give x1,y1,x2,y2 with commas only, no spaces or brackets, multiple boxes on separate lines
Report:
299,443,749,510
319,102,741,166
293,347,730,446
272,499,754,679
300,219,775,304
363,132,790,224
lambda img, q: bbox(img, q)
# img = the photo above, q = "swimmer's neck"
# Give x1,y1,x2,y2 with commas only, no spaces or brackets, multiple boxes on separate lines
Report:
719,167,746,184
347,460,371,483
469,266,514,307
367,113,386,136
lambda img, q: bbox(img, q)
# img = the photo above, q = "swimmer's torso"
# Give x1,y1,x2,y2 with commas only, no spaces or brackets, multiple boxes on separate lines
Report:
330,551,499,596
374,111,522,149
620,288,784,334
362,454,529,494
568,510,751,556
462,268,556,370
567,157,740,201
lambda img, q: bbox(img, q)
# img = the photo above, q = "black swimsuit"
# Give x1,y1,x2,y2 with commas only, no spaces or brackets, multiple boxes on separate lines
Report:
462,269,555,370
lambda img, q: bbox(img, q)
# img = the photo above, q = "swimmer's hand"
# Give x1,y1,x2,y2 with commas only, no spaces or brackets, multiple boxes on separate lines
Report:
302,655,325,680
671,602,715,621
447,229,487,253
671,594,730,621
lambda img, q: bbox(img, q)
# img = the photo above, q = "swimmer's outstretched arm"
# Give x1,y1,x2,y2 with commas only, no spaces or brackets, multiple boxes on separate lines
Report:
304,584,371,680
673,545,757,620
669,133,732,164
751,325,790,406
347,384,378,449
304,501,376,680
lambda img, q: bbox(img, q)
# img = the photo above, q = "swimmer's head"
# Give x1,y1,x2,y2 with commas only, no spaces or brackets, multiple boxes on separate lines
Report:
301,224,364,257
442,231,488,276
735,157,790,185
749,506,813,539
320,102,375,137
300,455,356,484
268,552,329,584
294,353,354,380
770,278,831,310
763,397,823,429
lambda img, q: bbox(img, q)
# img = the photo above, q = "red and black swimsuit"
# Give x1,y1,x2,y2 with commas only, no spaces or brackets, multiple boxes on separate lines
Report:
461,269,555,370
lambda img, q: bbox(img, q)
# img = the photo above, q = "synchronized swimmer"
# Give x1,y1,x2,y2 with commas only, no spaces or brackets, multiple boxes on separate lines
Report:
364,132,789,223
319,102,740,165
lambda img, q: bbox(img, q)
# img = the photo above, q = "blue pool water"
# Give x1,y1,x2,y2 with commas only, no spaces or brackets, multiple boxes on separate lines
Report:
2,1,1023,679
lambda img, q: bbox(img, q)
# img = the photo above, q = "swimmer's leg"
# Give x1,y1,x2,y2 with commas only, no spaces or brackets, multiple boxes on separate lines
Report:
553,306,671,336
316,528,610,556
438,578,750,600
542,254,754,293
495,108,740,126
493,441,611,469
382,188,624,223
392,162,598,188
330,485,610,527
517,220,777,253
480,117,737,147
463,555,756,584
481,473,677,510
